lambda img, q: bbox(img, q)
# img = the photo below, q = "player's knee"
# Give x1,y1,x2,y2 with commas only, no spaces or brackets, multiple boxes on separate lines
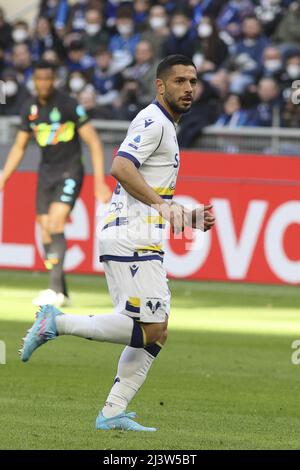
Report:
142,322,166,345
48,218,65,234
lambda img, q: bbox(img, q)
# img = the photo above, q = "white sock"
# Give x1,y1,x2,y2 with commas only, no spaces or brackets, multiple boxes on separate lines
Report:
102,343,161,418
55,313,145,347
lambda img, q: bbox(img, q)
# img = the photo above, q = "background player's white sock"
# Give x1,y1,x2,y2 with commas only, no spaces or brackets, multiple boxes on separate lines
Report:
55,313,145,347
102,343,162,418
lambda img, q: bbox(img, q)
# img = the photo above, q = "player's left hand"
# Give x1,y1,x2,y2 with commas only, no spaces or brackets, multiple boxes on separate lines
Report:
95,182,112,203
185,204,215,232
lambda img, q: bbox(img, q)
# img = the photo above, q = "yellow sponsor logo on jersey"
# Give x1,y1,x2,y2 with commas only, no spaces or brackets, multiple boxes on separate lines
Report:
144,216,165,225
128,297,141,307
135,244,163,252
152,187,175,196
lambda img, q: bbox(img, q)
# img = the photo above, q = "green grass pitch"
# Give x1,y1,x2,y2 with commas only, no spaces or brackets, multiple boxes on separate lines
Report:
0,270,300,450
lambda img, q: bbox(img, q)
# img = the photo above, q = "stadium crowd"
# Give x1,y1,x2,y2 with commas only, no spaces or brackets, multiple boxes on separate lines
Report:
1,0,300,146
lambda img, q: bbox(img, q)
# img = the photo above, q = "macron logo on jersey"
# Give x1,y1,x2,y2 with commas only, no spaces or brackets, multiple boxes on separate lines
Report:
144,119,154,128
130,265,139,277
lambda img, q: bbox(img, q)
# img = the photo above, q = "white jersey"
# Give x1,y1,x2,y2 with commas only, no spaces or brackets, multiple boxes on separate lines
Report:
99,100,180,263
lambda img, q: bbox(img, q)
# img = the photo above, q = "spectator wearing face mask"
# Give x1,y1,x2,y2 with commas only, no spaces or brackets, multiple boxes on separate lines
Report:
11,20,31,47
66,0,89,34
260,46,283,78
141,5,169,57
92,47,123,108
31,16,66,61
284,51,300,81
0,69,30,116
66,70,92,99
161,11,196,59
0,8,12,49
82,8,109,55
278,51,300,101
192,16,228,74
82,8,110,56
109,10,141,72
251,77,283,127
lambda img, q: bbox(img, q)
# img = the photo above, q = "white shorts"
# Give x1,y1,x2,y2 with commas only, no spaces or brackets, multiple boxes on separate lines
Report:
103,260,170,323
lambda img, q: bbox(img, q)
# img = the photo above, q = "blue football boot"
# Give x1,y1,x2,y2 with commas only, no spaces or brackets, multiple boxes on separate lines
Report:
19,304,62,362
96,412,157,432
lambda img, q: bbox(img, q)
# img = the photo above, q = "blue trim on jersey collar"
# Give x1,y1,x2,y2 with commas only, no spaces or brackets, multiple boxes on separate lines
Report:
153,100,174,124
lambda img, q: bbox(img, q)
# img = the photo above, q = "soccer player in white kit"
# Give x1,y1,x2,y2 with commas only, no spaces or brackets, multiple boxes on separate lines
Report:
19,55,215,432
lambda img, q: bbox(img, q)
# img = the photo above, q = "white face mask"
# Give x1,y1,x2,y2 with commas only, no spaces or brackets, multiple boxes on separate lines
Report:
286,64,300,78
5,80,18,97
244,38,256,47
264,59,281,72
149,16,166,30
117,23,133,36
287,64,300,79
193,52,204,69
26,78,35,94
197,23,213,38
12,29,28,43
172,24,188,38
86,23,101,36
69,77,86,92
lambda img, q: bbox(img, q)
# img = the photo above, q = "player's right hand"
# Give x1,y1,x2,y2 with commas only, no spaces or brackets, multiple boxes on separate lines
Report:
159,201,188,234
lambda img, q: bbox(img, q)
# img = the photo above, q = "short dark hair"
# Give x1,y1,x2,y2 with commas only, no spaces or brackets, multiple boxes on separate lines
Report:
34,60,56,73
156,55,196,79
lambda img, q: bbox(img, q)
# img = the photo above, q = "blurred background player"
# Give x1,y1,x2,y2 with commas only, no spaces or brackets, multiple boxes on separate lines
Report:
19,55,215,432
0,60,111,307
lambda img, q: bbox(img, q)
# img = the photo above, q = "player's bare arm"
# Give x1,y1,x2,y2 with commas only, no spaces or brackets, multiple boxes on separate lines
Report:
111,155,188,233
0,130,31,191
78,122,112,203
